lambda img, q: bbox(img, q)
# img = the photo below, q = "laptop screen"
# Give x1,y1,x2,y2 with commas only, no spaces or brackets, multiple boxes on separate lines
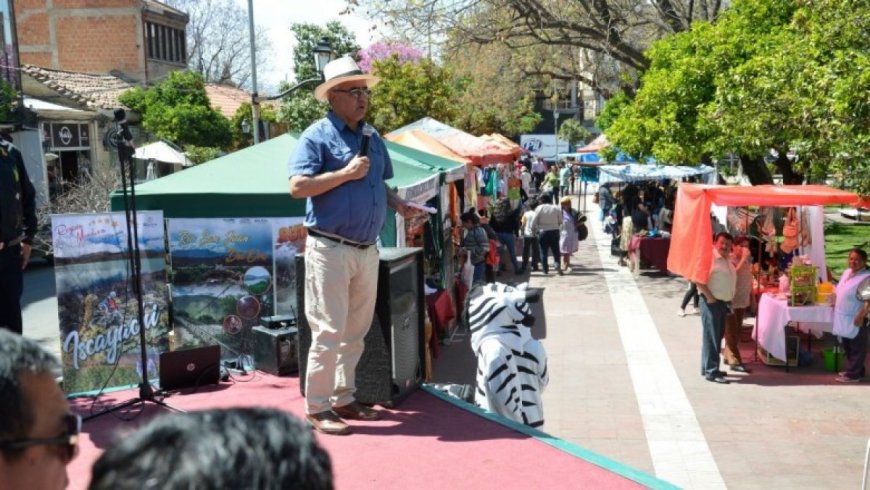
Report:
159,345,221,391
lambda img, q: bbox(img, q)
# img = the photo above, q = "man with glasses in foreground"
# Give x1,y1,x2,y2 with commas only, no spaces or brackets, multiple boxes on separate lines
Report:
0,329,78,489
289,57,415,435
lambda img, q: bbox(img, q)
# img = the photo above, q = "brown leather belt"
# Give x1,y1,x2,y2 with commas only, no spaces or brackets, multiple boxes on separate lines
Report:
307,228,373,250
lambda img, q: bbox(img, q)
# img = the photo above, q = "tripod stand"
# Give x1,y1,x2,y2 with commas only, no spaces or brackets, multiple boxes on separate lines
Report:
84,109,181,421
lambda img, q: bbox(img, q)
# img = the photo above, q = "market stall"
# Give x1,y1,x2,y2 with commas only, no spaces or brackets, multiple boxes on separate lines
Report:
669,183,870,364
133,140,194,180
597,163,717,185
756,294,833,364
628,235,671,274
385,138,467,291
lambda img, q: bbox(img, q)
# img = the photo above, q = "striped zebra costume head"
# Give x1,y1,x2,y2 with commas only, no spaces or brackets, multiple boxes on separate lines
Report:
467,282,539,354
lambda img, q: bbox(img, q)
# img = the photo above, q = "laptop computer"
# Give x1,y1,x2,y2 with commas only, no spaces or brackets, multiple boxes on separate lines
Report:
159,345,221,391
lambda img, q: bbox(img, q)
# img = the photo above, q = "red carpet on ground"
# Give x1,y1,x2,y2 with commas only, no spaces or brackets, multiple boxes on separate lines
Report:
66,374,655,489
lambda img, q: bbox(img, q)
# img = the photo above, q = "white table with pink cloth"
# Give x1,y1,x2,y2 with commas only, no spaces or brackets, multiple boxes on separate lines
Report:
753,293,834,362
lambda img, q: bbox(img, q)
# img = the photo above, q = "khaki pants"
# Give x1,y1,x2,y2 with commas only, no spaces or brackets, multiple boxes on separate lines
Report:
723,308,746,365
303,235,379,414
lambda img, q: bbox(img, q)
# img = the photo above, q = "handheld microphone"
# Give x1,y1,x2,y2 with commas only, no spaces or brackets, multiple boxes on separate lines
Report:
359,124,373,157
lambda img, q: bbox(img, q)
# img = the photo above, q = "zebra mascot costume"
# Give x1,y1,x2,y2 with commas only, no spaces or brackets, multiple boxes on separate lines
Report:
467,282,548,428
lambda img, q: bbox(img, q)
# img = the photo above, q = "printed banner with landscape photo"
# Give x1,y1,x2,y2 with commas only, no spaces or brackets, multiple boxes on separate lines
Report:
52,212,170,394
271,218,306,318
168,218,274,357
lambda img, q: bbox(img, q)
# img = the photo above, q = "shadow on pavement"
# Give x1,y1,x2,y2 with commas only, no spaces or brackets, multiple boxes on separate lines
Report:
22,262,56,305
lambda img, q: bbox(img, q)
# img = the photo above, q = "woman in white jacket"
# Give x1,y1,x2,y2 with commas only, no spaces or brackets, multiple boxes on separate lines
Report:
832,248,870,383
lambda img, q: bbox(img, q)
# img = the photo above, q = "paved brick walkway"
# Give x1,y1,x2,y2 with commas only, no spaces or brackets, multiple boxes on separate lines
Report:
436,194,870,489
23,195,870,488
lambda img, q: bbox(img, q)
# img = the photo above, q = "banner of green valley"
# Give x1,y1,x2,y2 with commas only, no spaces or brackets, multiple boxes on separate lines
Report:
52,212,169,394
167,217,305,357
51,212,307,394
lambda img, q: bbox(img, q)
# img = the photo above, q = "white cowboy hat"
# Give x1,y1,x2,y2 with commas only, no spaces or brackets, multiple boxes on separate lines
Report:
314,57,380,102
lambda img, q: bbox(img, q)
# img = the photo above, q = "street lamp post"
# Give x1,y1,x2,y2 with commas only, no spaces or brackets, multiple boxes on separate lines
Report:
247,0,334,145
553,107,560,162
247,0,260,144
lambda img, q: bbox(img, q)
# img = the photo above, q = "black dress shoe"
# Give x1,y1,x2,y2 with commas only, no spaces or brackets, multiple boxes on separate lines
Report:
729,364,751,373
705,375,730,384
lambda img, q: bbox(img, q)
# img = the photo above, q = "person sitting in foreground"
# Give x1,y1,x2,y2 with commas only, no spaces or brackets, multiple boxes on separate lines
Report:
89,407,333,490
0,330,76,490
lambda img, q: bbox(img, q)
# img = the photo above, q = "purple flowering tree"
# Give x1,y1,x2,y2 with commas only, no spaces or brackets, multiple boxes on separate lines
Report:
358,41,423,72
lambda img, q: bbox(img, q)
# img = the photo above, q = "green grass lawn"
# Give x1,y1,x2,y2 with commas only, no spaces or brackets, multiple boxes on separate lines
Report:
824,222,870,277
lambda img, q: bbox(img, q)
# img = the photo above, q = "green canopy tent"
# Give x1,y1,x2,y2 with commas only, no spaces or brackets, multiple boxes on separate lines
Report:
110,134,440,218
384,140,466,287
384,141,465,184
110,134,446,247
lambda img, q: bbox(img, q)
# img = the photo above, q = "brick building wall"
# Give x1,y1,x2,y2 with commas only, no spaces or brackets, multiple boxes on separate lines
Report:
14,0,187,83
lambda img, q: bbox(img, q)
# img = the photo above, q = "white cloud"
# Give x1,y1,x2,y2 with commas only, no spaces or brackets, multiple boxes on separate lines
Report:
234,0,378,93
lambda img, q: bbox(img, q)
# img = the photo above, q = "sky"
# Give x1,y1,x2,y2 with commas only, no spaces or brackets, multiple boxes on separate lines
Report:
233,0,378,93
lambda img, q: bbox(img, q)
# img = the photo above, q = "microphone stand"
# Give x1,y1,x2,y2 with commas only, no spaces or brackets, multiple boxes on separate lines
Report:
84,113,181,421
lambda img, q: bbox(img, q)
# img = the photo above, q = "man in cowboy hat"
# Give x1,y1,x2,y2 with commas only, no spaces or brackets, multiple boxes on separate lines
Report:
288,56,415,435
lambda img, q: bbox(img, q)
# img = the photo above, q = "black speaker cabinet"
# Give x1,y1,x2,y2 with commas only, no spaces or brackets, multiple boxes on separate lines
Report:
296,248,424,407
251,325,299,376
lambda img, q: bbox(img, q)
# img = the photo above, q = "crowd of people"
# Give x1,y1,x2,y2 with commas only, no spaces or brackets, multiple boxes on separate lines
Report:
596,180,678,269
459,156,588,283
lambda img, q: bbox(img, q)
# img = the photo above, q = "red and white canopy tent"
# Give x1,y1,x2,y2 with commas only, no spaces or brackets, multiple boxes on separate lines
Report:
668,183,870,284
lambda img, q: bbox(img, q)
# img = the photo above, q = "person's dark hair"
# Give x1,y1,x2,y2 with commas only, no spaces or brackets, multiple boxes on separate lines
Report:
527,197,539,211
714,231,734,243
850,247,868,263
0,330,61,450
88,407,333,490
540,194,553,204
477,208,488,218
460,210,479,225
734,235,750,246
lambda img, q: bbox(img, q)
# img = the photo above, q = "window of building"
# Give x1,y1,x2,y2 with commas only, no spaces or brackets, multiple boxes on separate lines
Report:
145,21,186,64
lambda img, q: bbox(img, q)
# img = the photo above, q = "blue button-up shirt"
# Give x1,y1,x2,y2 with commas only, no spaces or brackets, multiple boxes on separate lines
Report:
288,112,394,243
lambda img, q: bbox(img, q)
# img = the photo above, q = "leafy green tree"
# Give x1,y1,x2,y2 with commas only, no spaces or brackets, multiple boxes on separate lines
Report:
119,71,232,149
231,102,277,148
351,0,730,97
183,145,223,165
600,0,870,191
0,79,16,122
277,22,360,132
367,55,456,132
444,42,541,136
558,119,591,151
713,0,870,191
